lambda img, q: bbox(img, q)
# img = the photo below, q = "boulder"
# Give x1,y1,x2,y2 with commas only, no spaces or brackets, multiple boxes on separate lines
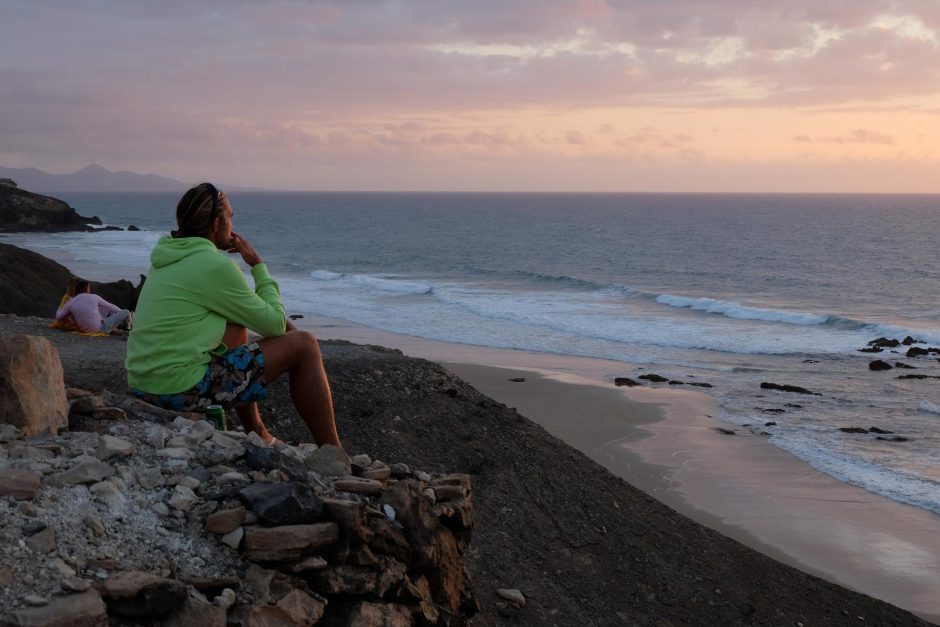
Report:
0,469,41,500
614,377,640,387
239,481,323,525
96,571,188,617
0,335,69,435
304,444,351,477
868,360,892,371
0,590,107,626
637,373,669,383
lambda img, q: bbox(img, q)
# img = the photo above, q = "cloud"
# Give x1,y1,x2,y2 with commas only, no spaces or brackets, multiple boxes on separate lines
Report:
793,129,896,144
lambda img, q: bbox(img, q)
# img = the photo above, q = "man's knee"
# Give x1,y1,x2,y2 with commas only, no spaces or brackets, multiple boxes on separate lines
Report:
290,330,321,357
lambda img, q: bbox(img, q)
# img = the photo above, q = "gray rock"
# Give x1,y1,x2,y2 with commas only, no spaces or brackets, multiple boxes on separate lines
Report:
155,448,191,460
144,425,168,449
53,459,114,485
496,587,526,606
244,442,309,481
168,485,198,511
84,515,106,537
415,470,432,482
304,444,351,477
151,502,170,516
90,481,126,511
26,527,56,553
0,424,24,443
220,527,244,549
3,590,107,625
136,467,164,490
95,435,134,461
238,481,324,525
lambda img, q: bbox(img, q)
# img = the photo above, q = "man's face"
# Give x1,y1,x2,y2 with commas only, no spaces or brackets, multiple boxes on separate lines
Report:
211,196,234,249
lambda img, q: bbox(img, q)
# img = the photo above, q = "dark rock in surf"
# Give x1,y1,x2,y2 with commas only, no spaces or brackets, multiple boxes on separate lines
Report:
858,347,882,353
868,337,900,348
638,374,669,383
901,336,918,345
760,382,821,396
668,380,685,385
839,427,869,434
868,360,892,371
868,427,893,435
894,362,916,369
686,381,714,388
614,378,640,387
127,225,140,231
764,421,777,427
877,436,909,442
714,428,736,435
906,347,929,357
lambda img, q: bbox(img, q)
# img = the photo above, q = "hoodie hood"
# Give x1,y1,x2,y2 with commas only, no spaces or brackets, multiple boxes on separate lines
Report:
150,235,218,268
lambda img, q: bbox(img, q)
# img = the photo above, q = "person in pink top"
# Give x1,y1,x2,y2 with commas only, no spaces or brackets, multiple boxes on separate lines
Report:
55,280,131,334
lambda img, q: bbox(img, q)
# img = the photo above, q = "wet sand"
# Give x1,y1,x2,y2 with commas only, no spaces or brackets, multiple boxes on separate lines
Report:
443,363,940,624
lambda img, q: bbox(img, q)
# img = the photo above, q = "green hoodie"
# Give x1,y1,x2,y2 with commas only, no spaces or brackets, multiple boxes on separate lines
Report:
126,236,286,394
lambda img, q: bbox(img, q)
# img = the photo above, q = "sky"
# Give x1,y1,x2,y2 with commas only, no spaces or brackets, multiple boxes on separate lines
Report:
2,0,940,192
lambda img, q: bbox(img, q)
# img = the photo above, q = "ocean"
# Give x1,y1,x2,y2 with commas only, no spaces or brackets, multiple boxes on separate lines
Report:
6,191,940,516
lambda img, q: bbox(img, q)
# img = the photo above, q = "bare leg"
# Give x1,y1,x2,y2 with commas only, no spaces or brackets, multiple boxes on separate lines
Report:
222,324,275,443
257,329,340,447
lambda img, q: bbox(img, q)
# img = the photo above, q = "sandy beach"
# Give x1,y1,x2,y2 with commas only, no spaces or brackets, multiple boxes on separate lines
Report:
443,362,940,623
242,312,940,621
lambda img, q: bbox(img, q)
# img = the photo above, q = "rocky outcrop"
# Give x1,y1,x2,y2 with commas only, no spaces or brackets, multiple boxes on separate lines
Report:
0,335,68,436
0,183,101,233
0,244,144,316
0,385,476,625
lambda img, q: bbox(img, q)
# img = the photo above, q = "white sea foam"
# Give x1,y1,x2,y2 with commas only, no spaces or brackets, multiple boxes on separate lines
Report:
309,269,433,295
655,294,830,325
918,401,940,415
767,431,940,515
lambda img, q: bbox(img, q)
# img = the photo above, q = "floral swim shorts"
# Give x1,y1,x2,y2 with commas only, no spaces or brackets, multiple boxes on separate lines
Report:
131,342,268,413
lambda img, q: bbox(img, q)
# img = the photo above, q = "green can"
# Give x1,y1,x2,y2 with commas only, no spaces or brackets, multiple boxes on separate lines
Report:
206,405,226,431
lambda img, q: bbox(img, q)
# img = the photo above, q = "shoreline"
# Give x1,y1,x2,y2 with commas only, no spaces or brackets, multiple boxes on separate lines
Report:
442,362,940,623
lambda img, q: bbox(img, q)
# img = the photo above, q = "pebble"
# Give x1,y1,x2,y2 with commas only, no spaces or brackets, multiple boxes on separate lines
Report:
383,504,396,522
415,470,432,482
61,575,92,592
84,515,106,537
90,481,127,510
177,475,202,490
144,426,168,449
156,448,192,460
220,527,244,549
168,485,198,511
496,588,526,607
214,587,237,609
95,435,135,460
151,502,170,516
23,594,49,606
217,471,250,484
136,467,165,490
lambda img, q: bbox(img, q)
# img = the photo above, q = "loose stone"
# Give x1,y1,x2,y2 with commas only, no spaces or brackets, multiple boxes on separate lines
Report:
496,588,526,606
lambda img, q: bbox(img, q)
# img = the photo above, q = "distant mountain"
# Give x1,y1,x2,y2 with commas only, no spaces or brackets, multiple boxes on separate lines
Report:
0,164,262,193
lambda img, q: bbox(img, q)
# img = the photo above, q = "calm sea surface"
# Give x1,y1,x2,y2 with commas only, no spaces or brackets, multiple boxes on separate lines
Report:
7,191,940,515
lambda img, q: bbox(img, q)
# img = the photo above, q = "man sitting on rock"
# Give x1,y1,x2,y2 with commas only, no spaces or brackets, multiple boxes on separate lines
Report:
125,182,341,448
55,279,131,335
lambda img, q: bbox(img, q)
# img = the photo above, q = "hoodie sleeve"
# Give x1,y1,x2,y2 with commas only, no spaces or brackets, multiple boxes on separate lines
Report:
55,299,73,321
203,259,287,338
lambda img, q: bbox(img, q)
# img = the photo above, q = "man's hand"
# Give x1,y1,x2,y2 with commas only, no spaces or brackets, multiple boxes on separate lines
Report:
229,232,263,267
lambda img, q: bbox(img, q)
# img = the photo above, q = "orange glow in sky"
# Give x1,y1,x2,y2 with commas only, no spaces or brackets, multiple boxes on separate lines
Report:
2,1,939,192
